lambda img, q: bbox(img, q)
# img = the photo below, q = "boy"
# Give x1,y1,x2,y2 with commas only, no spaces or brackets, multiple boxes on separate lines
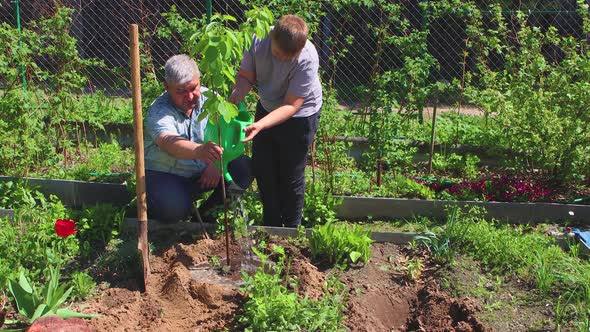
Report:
229,15,322,227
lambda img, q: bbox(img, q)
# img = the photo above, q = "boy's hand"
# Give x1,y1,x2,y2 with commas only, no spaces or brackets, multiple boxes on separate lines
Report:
242,122,263,142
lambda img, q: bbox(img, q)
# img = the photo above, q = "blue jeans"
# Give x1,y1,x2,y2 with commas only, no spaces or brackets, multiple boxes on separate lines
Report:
146,155,252,223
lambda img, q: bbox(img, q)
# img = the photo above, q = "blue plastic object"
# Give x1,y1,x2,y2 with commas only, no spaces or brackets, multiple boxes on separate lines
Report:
204,102,252,182
573,228,590,251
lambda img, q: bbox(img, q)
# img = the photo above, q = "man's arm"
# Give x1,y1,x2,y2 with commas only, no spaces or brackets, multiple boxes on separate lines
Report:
242,93,304,142
228,69,256,104
156,134,222,164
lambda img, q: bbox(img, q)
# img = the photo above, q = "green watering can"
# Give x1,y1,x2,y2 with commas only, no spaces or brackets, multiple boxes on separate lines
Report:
204,102,252,182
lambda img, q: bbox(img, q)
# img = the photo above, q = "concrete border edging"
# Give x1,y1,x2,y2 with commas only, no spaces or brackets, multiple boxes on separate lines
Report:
335,196,590,224
0,176,132,208
121,219,416,244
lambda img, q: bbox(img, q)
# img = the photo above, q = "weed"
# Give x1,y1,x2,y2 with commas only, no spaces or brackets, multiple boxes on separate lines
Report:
534,247,560,297
209,255,222,270
309,221,373,267
302,182,342,227
239,244,345,331
404,258,424,282
70,271,96,301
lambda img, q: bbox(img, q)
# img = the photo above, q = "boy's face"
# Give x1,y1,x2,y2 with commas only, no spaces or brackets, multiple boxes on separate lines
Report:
271,41,298,61
165,76,201,113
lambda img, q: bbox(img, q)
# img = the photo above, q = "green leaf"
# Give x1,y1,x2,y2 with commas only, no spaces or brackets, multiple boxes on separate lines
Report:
18,271,33,294
8,278,34,318
195,37,208,53
204,45,219,61
30,304,50,322
219,101,238,123
222,15,237,22
55,307,102,319
53,286,73,308
208,35,221,47
226,30,239,46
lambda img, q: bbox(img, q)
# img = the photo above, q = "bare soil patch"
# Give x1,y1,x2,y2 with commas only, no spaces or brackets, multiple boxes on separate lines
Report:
76,234,489,331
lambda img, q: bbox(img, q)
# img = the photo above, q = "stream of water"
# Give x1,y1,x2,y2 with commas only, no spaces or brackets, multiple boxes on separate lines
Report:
228,186,260,273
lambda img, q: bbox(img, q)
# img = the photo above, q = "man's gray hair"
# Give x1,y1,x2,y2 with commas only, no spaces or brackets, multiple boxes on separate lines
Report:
164,54,200,85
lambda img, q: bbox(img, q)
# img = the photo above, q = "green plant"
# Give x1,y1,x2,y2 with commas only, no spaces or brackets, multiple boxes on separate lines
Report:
8,267,99,324
242,190,263,225
464,2,590,183
405,258,424,282
69,140,134,181
447,206,590,326
0,181,48,210
535,246,560,297
70,271,95,301
94,238,140,278
554,294,572,332
414,231,453,265
302,182,342,227
373,175,435,199
74,203,125,258
414,206,460,264
432,153,480,179
0,192,78,288
574,308,590,331
309,221,373,266
239,244,345,331
209,255,222,270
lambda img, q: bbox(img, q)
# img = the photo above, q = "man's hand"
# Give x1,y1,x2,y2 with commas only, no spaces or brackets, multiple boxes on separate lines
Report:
242,122,264,142
194,142,223,164
198,162,221,189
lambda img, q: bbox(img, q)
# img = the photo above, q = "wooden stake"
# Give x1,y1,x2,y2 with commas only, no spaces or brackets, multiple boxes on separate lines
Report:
427,95,439,175
129,24,150,291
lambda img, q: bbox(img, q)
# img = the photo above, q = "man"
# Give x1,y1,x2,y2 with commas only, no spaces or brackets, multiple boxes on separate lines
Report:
144,54,251,223
229,15,322,227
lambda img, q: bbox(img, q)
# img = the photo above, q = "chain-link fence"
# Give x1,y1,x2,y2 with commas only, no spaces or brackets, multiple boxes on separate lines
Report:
0,0,587,103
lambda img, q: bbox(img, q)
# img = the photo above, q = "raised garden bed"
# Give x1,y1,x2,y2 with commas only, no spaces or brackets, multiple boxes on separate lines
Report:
0,176,131,209
336,196,590,224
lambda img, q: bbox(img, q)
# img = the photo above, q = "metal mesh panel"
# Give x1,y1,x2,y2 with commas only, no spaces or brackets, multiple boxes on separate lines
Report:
0,1,587,101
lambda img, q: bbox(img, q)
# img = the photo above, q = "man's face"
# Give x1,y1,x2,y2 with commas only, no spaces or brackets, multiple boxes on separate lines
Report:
165,76,201,113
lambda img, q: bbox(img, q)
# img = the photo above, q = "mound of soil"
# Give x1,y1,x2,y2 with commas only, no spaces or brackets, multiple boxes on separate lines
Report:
78,236,487,331
80,240,244,331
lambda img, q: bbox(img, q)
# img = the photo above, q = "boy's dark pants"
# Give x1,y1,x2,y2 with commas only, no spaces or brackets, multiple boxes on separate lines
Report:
252,102,319,227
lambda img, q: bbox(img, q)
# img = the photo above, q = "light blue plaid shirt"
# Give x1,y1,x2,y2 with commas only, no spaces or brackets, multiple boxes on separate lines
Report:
144,88,209,178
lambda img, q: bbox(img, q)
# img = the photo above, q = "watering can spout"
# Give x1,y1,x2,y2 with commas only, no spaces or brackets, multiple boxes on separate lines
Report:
204,102,252,183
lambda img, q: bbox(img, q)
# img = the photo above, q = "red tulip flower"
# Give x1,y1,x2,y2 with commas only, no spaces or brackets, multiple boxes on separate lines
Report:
54,219,77,238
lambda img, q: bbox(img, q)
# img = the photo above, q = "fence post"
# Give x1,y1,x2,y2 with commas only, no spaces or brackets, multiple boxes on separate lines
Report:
11,0,26,86
206,0,212,22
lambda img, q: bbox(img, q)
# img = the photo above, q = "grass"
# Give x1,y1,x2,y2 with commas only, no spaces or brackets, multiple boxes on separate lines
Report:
442,207,590,330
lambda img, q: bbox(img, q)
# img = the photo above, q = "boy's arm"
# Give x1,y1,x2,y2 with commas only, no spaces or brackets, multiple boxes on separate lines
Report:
229,69,256,104
242,93,304,142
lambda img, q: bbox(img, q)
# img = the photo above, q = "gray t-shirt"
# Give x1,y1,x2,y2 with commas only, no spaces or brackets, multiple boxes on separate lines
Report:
144,88,209,178
240,34,322,117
